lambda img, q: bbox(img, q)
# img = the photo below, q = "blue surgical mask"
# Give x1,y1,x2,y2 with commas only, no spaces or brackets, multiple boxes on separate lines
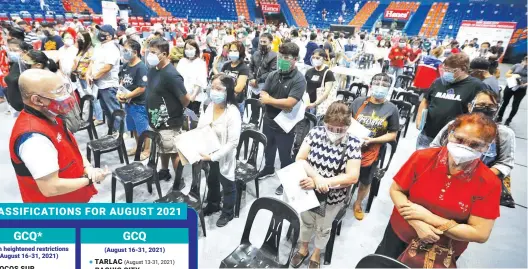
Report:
442,72,456,84
210,89,226,104
7,51,19,63
228,51,239,62
123,50,133,62
480,142,497,166
372,86,389,99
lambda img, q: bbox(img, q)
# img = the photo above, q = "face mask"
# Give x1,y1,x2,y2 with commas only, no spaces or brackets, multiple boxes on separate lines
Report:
97,33,108,42
176,42,185,48
64,38,74,47
259,44,269,53
412,45,419,49
447,142,483,165
471,106,497,118
146,52,160,67
228,51,239,61
442,72,456,84
311,58,323,67
480,143,496,165
277,58,292,72
371,85,389,99
185,49,196,58
123,50,133,62
42,94,77,116
210,89,227,104
326,129,346,144
7,51,19,63
38,34,46,40
399,42,406,48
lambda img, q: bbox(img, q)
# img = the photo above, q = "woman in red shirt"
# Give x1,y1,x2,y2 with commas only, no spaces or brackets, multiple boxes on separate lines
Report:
375,113,501,263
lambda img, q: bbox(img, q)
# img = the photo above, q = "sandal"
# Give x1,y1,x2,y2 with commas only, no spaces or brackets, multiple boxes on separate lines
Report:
308,259,321,268
140,152,150,161
290,251,310,268
127,148,137,156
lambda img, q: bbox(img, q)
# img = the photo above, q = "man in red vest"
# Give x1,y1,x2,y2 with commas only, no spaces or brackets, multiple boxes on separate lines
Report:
9,69,107,203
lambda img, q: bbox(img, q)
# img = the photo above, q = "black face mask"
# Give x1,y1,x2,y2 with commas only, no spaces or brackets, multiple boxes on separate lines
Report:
259,44,269,53
97,33,108,42
472,107,497,118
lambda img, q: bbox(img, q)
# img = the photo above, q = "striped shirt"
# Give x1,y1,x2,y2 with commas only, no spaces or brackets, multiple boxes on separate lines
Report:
24,32,39,45
304,126,362,205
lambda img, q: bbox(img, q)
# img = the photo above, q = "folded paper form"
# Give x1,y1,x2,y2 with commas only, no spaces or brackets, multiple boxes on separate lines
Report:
277,162,320,214
175,126,221,165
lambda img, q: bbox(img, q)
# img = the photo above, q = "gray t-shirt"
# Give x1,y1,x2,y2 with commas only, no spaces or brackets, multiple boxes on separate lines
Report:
483,76,500,95
350,97,400,138
510,63,527,84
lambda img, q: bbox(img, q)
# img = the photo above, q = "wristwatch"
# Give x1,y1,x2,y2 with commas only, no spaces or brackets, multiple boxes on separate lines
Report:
87,177,94,186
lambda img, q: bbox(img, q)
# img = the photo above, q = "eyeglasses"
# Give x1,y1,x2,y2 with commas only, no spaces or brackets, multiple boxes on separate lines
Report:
50,83,73,95
473,103,498,111
443,67,460,73
325,123,348,134
450,132,488,151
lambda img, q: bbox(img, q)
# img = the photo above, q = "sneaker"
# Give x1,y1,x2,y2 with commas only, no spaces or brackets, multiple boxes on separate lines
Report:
505,119,511,126
93,119,104,126
275,185,284,195
495,117,503,123
258,166,275,179
216,214,234,227
158,169,171,182
203,203,221,216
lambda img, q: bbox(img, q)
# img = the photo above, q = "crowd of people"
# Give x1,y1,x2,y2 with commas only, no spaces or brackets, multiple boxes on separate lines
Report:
0,15,525,268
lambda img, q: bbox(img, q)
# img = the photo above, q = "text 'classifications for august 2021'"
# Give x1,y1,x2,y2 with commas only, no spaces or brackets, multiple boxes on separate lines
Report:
0,204,198,269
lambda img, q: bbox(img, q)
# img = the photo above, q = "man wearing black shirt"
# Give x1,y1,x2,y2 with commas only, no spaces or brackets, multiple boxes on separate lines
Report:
118,39,150,159
146,38,191,186
490,40,504,58
258,42,307,195
415,53,486,149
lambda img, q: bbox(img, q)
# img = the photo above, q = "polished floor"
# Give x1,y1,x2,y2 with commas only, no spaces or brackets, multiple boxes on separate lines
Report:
0,64,526,268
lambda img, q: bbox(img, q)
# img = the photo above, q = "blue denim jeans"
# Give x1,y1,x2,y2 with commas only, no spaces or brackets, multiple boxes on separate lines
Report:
390,66,404,87
125,103,149,136
0,86,5,98
98,87,122,131
416,131,434,150
80,79,103,121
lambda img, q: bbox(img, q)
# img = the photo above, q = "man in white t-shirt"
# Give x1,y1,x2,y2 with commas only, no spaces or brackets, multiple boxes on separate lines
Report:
87,24,122,130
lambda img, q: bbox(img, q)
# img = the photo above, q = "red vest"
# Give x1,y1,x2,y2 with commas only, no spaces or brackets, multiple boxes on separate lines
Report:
9,109,97,203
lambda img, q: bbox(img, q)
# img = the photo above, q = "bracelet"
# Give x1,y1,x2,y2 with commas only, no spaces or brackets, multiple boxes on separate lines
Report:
87,177,93,186
437,220,458,232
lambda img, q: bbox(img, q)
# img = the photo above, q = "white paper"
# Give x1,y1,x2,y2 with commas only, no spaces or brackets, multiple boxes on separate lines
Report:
347,117,372,141
277,162,320,214
506,77,519,89
174,126,221,164
274,101,306,133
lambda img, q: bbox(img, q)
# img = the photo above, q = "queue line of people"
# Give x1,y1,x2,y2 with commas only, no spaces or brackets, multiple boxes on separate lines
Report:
0,19,523,269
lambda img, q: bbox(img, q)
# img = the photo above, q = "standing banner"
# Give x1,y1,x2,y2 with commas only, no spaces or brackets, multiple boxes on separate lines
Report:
102,1,119,29
456,21,517,55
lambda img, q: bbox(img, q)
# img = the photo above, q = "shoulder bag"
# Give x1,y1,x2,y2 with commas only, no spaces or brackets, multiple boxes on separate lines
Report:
315,67,338,117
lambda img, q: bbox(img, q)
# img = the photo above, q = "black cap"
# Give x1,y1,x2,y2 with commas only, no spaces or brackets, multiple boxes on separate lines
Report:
470,57,491,71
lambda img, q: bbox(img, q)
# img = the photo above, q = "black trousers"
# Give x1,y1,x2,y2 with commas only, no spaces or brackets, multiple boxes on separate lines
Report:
263,122,295,170
206,162,236,217
498,86,527,122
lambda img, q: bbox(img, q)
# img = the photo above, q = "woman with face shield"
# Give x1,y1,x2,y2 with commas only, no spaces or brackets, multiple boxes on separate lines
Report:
431,89,516,207
290,101,362,268
375,112,501,266
350,73,400,220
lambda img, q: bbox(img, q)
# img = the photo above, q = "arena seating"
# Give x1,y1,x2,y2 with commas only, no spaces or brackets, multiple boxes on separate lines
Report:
349,1,378,29
285,0,309,27
156,0,237,21
141,0,171,17
234,0,250,21
297,0,363,29
418,2,449,38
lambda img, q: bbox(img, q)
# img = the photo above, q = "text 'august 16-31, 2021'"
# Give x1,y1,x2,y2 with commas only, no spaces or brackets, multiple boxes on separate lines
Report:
0,203,198,269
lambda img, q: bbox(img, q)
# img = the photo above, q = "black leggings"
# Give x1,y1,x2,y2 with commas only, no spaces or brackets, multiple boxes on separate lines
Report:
498,86,527,122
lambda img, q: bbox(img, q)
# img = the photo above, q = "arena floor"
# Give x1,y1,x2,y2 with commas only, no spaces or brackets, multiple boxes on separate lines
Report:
0,64,525,268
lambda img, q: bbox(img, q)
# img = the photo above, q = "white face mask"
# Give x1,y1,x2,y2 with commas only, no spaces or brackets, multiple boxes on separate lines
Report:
64,38,74,47
146,52,160,67
326,130,346,144
185,49,196,58
447,142,483,165
312,58,323,67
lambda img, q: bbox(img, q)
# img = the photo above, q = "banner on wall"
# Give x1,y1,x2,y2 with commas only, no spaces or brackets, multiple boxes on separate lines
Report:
261,3,280,13
456,21,517,55
102,1,119,29
384,9,411,20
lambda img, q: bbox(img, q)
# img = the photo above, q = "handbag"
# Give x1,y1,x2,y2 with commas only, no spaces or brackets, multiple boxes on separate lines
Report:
398,238,456,268
309,138,349,217
315,67,338,117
